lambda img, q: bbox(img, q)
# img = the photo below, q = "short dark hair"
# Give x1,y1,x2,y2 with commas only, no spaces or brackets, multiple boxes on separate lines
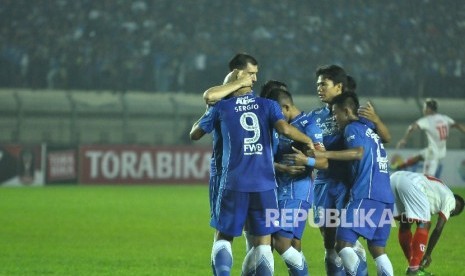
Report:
331,91,360,114
316,64,348,91
346,75,357,93
266,87,294,105
425,98,438,112
451,194,464,217
229,53,258,71
260,80,288,98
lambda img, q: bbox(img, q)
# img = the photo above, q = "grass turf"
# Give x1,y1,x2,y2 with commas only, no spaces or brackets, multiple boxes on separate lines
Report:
1,185,464,275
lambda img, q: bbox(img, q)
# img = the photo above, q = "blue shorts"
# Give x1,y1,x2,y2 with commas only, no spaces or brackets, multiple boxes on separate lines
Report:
313,179,348,226
210,188,280,237
275,199,311,240
336,199,394,247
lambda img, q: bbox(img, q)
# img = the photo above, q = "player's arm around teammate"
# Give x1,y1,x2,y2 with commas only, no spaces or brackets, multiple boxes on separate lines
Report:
203,68,255,105
358,101,391,144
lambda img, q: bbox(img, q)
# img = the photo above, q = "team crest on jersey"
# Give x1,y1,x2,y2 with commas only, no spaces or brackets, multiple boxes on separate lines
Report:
317,119,338,136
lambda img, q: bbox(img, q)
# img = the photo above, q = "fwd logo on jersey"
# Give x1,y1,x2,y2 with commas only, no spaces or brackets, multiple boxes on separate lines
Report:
244,143,263,155
79,145,211,184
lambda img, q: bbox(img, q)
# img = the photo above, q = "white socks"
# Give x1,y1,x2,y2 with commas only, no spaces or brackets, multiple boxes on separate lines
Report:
375,254,393,276
339,247,360,274
242,245,274,275
353,240,367,261
281,246,304,268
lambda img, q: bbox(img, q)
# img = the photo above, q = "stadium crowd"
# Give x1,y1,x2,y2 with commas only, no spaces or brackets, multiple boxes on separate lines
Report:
1,0,464,97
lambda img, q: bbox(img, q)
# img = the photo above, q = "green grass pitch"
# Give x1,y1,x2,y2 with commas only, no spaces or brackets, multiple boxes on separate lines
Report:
1,185,464,275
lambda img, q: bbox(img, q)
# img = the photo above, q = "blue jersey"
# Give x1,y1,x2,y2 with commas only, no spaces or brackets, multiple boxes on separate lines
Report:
274,112,323,202
307,106,349,182
210,119,223,177
199,92,284,192
344,120,394,203
197,107,224,176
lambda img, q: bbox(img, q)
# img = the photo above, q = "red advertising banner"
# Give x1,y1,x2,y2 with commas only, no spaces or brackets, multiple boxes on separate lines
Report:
78,145,212,184
47,150,77,182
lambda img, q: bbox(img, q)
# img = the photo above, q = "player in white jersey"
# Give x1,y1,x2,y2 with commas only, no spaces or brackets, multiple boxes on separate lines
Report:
390,171,464,276
394,98,465,176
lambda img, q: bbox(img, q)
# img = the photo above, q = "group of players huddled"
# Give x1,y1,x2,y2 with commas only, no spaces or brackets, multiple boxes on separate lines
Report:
189,53,464,276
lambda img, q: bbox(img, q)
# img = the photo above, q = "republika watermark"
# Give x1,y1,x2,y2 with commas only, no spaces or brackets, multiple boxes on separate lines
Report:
265,208,396,228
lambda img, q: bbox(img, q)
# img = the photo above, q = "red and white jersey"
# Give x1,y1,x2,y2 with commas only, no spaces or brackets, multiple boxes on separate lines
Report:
416,113,455,159
421,174,456,220
390,171,455,221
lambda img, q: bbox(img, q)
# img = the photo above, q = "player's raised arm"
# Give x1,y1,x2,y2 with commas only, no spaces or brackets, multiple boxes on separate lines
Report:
397,122,420,149
203,70,254,105
451,121,465,134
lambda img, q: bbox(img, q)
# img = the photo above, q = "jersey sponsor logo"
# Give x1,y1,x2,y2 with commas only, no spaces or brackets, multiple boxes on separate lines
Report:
377,157,389,172
235,96,259,112
316,118,338,136
299,119,309,127
244,143,263,155
235,96,255,105
346,134,355,142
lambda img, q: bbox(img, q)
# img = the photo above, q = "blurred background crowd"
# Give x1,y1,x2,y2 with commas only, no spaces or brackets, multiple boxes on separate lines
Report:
1,0,464,97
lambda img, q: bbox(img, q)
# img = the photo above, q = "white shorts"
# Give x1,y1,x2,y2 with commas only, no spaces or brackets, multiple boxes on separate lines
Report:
390,172,431,222
419,148,442,176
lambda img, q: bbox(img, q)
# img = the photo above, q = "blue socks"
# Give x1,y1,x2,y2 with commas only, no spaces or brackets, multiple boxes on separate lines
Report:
212,240,233,276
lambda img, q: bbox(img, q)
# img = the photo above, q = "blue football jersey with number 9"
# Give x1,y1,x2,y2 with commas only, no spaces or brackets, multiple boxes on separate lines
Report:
199,92,285,192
